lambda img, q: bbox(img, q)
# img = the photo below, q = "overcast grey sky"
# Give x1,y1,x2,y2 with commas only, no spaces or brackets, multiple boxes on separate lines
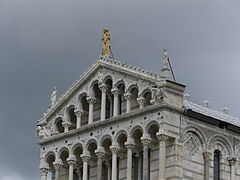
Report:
0,0,240,179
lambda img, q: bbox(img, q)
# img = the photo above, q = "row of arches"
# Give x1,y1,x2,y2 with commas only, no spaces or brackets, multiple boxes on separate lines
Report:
53,77,153,135
42,124,240,180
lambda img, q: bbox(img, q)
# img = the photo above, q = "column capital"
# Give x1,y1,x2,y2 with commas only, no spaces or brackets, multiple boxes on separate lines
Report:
74,109,84,117
87,97,97,104
95,147,105,158
157,132,169,142
67,154,77,165
137,96,145,104
40,167,49,175
99,83,108,93
62,121,72,128
81,150,91,162
110,145,120,154
111,88,120,97
53,159,63,170
124,92,132,100
141,133,152,146
228,158,237,165
125,137,136,149
203,150,212,160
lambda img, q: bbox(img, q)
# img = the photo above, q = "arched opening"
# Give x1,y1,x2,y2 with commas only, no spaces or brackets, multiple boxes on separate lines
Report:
213,150,221,180
105,78,113,119
46,154,55,179
68,107,77,130
55,118,64,134
132,129,144,180
60,150,70,178
116,133,127,179
102,137,112,179
79,95,89,126
148,124,159,141
130,87,139,111
117,83,126,115
143,91,152,107
88,141,97,180
92,83,101,122
73,145,83,180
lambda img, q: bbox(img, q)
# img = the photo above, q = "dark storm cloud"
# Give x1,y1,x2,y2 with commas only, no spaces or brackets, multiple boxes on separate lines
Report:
0,0,239,179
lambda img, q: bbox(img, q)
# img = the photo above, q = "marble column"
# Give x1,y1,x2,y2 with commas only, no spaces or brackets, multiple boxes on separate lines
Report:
100,84,108,121
229,158,237,180
76,166,83,180
62,122,72,133
81,151,91,180
135,152,143,180
157,133,169,180
203,150,212,180
124,92,132,113
105,161,111,180
67,154,77,180
141,134,152,180
74,109,84,129
87,97,96,124
95,147,105,180
53,159,63,180
40,168,49,180
125,139,135,180
137,97,145,109
111,88,119,117
110,144,120,180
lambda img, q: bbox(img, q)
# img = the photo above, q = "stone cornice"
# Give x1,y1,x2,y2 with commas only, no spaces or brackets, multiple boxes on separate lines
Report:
38,102,183,145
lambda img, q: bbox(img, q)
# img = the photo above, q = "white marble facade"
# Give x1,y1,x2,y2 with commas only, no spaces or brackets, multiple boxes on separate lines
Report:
37,54,240,180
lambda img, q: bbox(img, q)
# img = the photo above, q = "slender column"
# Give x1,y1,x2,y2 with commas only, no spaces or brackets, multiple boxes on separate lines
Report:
81,151,91,180
87,97,96,124
125,141,135,180
67,154,77,180
40,168,49,180
203,150,212,180
135,152,142,180
137,97,145,109
62,122,72,133
157,133,169,180
53,159,63,180
100,84,108,121
105,161,111,180
229,158,236,180
111,88,119,117
74,109,84,129
95,147,105,180
141,134,152,180
110,145,120,180
76,166,83,180
124,92,132,113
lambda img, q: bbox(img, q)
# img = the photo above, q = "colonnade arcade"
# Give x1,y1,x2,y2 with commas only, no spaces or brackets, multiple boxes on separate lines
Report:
53,77,152,135
40,122,170,180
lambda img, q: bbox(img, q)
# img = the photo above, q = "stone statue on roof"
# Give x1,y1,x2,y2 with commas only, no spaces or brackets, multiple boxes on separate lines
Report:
102,28,111,57
50,86,57,106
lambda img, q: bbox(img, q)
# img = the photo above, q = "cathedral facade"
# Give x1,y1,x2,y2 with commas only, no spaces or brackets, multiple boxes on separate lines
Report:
37,31,240,180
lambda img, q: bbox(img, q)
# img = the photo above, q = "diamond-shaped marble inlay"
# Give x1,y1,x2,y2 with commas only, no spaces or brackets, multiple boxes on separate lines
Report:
185,136,199,154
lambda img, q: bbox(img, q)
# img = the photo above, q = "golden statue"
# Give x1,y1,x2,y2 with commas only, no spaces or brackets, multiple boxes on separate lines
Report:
102,28,111,57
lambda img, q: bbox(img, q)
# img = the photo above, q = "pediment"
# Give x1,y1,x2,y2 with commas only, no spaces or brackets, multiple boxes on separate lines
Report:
38,56,161,127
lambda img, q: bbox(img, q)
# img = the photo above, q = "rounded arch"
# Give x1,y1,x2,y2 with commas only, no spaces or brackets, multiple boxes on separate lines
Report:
45,151,56,160
208,134,233,157
84,137,98,150
114,129,128,141
139,87,152,97
126,84,139,94
145,120,160,131
57,146,70,158
182,126,207,149
54,116,64,133
78,92,88,109
129,125,144,137
71,143,84,154
114,79,126,88
65,104,76,115
88,79,100,97
103,75,113,84
100,134,113,145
